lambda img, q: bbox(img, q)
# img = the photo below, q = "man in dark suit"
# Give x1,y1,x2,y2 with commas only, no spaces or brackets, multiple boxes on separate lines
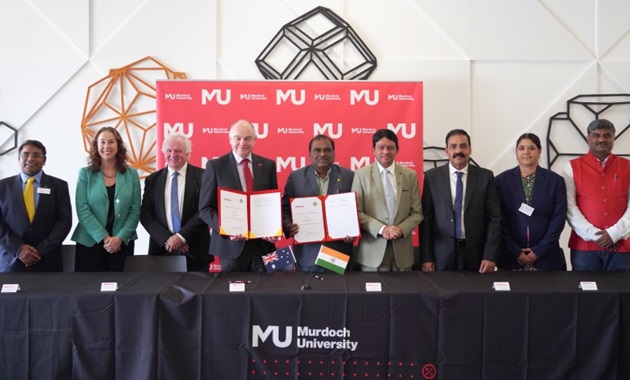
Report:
282,135,355,272
0,140,72,272
420,129,500,273
141,133,211,272
198,119,278,272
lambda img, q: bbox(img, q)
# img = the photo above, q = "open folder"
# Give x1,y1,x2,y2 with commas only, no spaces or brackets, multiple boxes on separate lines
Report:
290,192,361,244
218,187,283,239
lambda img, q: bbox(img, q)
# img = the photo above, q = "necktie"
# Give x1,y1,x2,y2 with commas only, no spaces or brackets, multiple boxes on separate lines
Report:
454,171,464,238
242,158,254,192
24,176,36,222
170,172,181,233
382,170,396,224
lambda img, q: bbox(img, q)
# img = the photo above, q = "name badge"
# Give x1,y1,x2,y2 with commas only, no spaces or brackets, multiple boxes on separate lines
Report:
518,203,534,217
37,187,51,195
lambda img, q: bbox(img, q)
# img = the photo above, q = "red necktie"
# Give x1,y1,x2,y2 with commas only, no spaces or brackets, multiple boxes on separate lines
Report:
242,158,254,192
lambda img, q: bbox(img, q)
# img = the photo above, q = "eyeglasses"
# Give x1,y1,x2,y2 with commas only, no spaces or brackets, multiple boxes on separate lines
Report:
20,153,45,159
231,136,255,143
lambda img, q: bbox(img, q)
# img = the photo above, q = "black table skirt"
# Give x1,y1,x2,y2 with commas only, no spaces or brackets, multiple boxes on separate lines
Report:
0,271,629,380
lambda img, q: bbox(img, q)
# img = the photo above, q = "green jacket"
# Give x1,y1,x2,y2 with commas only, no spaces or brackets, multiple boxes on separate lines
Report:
71,166,141,246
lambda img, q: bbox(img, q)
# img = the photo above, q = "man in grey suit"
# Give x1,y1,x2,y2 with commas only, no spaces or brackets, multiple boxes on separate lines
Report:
141,133,211,272
351,129,423,271
282,135,355,272
199,119,278,272
0,140,72,272
420,129,500,273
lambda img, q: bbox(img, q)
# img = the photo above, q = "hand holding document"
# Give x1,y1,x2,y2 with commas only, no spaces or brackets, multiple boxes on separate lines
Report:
290,192,360,244
218,187,282,239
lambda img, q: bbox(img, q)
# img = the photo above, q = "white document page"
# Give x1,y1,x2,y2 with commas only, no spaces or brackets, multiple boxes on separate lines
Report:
249,191,282,239
325,192,360,239
218,188,248,236
291,196,326,244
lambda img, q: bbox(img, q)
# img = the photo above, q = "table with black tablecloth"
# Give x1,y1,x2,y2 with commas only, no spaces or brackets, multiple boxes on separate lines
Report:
0,271,629,379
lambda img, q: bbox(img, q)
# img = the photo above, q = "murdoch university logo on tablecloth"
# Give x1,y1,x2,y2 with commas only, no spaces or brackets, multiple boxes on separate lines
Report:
252,325,358,351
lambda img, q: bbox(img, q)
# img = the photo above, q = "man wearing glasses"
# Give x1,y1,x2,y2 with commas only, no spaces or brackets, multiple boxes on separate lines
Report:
199,120,279,272
0,140,72,271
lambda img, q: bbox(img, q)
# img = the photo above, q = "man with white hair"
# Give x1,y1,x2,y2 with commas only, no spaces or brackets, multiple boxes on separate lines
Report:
199,120,279,272
141,133,211,271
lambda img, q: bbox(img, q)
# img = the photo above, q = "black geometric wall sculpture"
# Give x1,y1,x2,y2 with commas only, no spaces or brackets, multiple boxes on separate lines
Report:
256,6,377,80
547,94,630,170
0,121,18,156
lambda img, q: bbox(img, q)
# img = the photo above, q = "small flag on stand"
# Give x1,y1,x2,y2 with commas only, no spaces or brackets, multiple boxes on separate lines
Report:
315,246,350,274
263,246,296,273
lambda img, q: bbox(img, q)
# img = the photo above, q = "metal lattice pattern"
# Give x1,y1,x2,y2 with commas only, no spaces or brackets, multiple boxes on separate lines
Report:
80,56,186,178
256,6,377,80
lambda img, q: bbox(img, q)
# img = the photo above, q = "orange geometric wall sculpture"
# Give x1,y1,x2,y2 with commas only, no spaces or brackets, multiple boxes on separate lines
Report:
80,56,186,178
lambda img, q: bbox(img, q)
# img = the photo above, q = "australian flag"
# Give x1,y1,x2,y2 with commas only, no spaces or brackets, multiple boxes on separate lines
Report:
263,246,296,273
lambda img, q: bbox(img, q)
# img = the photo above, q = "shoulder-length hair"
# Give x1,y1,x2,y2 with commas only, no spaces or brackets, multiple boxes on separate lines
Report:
87,127,128,173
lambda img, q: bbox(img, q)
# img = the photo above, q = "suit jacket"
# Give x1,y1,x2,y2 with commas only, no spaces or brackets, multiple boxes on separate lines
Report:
351,163,423,268
71,166,141,246
198,152,278,259
141,164,211,270
281,164,355,267
420,164,501,271
0,172,72,272
495,166,567,270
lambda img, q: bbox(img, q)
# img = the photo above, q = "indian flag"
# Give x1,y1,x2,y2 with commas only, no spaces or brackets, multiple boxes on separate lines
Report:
315,246,350,274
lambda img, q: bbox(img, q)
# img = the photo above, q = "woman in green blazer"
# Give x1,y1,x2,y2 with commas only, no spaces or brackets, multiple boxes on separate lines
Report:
72,127,141,271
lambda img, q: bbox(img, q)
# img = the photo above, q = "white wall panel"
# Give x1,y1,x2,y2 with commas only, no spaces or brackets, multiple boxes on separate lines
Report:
597,0,630,57
538,0,595,54
91,0,148,55
471,61,593,166
470,0,592,60
413,0,472,56
599,61,630,92
347,0,468,59
92,0,217,72
30,0,90,56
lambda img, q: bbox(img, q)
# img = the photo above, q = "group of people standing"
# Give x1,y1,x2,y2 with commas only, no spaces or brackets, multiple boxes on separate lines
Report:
0,127,209,272
421,119,630,273
1,119,628,273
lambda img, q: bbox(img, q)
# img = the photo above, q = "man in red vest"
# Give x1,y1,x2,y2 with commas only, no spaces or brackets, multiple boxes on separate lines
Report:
563,119,630,271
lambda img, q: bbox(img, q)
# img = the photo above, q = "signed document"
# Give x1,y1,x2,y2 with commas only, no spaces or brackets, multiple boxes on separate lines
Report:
218,188,282,239
290,192,360,244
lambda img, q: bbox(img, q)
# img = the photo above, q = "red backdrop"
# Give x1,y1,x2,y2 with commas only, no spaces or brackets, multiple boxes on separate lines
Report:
156,81,423,269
